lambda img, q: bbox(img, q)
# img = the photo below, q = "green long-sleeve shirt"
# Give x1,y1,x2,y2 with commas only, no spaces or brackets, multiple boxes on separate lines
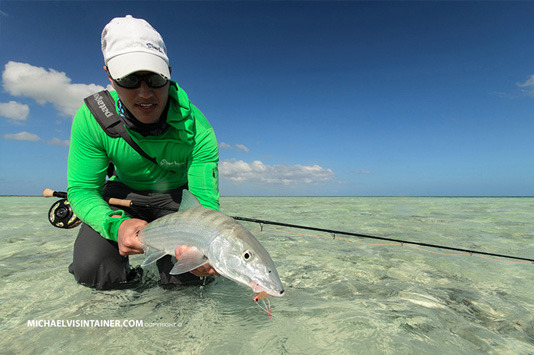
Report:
67,82,219,242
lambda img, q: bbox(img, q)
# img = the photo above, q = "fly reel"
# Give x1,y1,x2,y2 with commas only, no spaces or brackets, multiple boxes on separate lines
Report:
48,198,81,229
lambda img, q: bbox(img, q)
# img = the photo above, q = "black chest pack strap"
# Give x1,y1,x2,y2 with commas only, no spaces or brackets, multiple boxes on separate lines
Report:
84,90,159,166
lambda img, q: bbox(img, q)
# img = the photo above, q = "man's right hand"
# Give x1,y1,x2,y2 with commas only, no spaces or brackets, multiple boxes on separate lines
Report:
117,218,147,256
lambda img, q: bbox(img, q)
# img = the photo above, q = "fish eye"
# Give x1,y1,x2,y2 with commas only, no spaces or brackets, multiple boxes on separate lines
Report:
242,250,253,262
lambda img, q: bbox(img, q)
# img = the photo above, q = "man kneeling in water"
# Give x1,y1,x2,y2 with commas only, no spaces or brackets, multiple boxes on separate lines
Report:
67,15,219,289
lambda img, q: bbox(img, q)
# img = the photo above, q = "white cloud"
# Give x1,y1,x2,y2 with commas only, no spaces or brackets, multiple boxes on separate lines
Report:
3,131,40,141
353,170,371,174
235,144,250,153
46,137,70,146
3,131,69,146
219,159,334,185
219,142,250,152
2,61,106,117
517,74,534,97
0,101,29,122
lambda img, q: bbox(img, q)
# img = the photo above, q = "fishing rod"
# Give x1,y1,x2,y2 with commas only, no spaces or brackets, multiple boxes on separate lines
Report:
232,217,534,263
42,188,177,212
42,188,534,263
42,188,178,228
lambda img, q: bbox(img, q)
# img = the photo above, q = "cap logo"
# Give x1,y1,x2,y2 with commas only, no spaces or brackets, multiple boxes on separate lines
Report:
146,42,165,55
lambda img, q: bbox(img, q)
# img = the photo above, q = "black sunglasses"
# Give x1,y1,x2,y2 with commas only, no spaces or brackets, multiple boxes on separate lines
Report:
112,72,169,89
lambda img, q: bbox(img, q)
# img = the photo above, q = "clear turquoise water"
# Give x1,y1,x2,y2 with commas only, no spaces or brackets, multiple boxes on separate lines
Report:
1,196,533,354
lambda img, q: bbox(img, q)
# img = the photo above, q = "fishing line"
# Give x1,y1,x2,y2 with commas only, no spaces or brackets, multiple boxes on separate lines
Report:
42,188,534,264
235,216,534,264
252,227,532,265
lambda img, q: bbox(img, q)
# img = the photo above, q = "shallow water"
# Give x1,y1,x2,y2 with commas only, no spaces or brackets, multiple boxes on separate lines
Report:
1,196,533,354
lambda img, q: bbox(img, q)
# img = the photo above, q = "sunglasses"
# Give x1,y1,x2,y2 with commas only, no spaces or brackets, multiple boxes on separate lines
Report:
112,72,169,89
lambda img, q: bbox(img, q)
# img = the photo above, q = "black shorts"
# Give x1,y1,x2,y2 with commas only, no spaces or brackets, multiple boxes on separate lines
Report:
68,181,203,290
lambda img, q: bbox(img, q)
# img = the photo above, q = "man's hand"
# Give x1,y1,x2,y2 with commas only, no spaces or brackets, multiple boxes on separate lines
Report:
175,245,220,277
117,218,147,256
116,219,220,277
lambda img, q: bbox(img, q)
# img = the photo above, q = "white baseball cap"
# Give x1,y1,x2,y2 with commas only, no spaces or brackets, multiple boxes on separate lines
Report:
101,15,170,80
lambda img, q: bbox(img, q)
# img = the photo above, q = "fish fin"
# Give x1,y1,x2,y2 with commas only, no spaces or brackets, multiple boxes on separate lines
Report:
141,250,167,267
169,246,209,275
179,190,202,211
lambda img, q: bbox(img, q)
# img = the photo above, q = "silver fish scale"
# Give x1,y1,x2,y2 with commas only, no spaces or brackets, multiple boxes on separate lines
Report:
140,206,238,252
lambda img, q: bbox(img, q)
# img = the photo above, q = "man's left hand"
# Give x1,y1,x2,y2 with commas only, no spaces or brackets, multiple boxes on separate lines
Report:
175,245,220,277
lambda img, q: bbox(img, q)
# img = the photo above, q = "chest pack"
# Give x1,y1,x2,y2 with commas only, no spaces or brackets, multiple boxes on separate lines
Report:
84,90,159,167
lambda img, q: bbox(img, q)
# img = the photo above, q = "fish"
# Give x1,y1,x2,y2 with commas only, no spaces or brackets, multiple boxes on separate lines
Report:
138,189,285,299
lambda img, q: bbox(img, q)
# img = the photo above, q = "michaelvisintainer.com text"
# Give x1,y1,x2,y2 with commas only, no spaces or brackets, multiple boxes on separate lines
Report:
27,319,144,328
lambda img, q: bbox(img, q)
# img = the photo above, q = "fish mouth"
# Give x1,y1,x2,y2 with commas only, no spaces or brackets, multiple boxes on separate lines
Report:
252,282,285,297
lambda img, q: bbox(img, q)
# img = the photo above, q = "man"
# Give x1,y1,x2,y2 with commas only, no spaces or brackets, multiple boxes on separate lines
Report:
67,15,219,289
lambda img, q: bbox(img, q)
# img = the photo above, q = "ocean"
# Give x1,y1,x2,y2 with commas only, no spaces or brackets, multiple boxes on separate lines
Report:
1,196,533,354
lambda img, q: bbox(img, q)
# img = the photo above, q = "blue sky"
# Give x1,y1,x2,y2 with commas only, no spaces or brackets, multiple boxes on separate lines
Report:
0,1,533,196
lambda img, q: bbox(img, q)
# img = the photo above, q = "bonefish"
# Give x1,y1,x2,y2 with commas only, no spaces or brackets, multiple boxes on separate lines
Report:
138,190,285,301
